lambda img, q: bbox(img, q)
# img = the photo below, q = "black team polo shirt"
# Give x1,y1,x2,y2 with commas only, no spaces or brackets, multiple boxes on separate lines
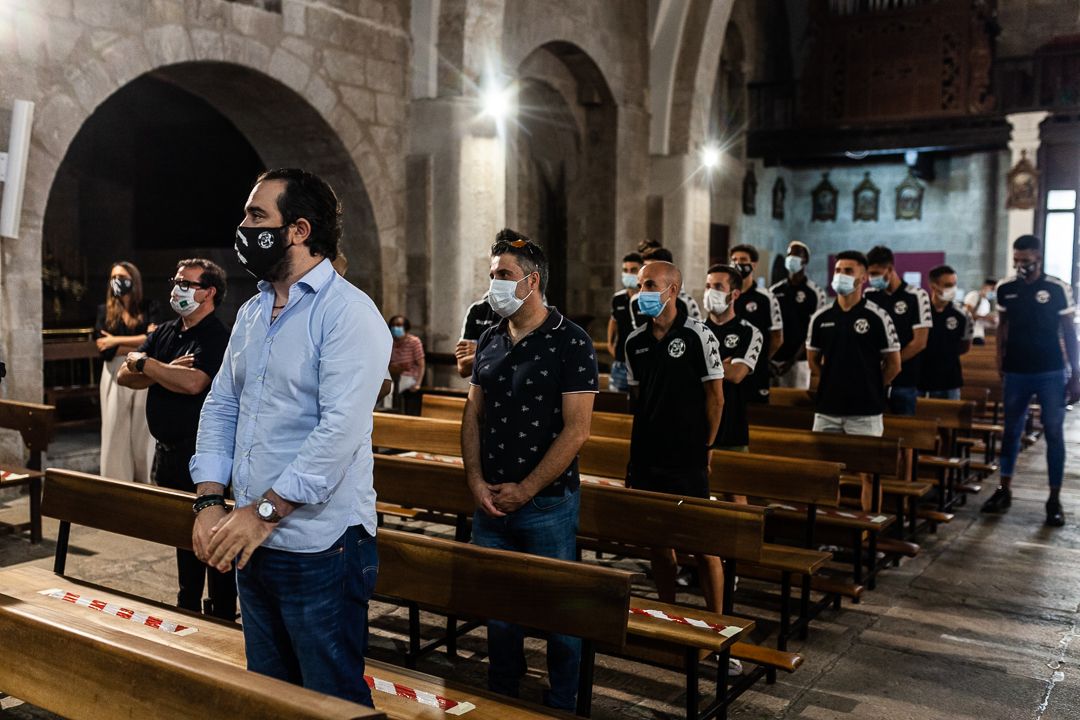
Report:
138,313,230,444
734,285,783,402
459,295,499,342
610,289,641,363
625,306,725,470
865,281,931,388
807,298,900,417
919,303,973,392
996,273,1075,374
706,316,763,447
470,308,599,497
770,277,828,363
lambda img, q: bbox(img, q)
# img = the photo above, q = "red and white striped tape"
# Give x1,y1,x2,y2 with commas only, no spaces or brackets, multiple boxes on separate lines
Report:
365,675,475,715
629,607,742,637
0,470,29,482
39,588,197,636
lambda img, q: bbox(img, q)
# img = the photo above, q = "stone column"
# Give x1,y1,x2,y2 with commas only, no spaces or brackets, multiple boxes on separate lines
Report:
1004,111,1048,271
649,152,711,302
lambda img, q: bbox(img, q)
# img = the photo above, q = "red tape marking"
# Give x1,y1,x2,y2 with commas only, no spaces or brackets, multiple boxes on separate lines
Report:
629,606,742,637
364,675,476,715
39,589,197,636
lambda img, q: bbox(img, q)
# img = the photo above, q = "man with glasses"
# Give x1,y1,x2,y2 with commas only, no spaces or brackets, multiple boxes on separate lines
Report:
117,258,235,620
462,228,598,711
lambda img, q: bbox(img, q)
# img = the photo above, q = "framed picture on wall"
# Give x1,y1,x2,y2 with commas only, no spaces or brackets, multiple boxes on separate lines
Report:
772,177,786,220
852,172,879,222
1005,149,1038,210
742,165,757,215
811,172,838,222
895,169,924,221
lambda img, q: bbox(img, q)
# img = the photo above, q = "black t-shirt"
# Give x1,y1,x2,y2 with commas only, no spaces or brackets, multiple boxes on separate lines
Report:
734,286,782,402
610,290,641,362
460,297,499,342
138,314,229,443
865,282,931,387
470,308,598,496
807,298,900,416
706,317,763,447
770,278,828,363
625,308,725,469
997,274,1075,373
93,301,159,362
919,303,973,391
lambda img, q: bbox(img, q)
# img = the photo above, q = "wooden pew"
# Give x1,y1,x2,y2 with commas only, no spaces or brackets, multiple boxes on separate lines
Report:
0,587,381,720
35,468,636,719
0,399,57,543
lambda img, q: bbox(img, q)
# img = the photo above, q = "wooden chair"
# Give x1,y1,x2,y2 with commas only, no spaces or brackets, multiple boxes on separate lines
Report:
0,399,57,543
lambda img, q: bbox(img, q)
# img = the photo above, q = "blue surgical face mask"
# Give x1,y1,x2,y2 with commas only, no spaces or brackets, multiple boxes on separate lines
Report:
784,255,805,274
621,272,639,290
986,291,996,302
391,326,405,338
832,273,857,296
637,285,672,317
868,274,888,291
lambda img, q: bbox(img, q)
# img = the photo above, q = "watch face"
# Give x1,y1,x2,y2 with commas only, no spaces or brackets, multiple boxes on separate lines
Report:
257,500,273,519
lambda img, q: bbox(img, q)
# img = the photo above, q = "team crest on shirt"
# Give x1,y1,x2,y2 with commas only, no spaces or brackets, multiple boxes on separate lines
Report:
854,318,870,334
668,338,687,358
746,301,758,313
946,316,958,330
725,334,740,348
894,300,908,315
796,290,806,303
1036,290,1051,304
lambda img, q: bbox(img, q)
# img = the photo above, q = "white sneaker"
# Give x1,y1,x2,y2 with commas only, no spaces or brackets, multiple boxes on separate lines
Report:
728,658,743,677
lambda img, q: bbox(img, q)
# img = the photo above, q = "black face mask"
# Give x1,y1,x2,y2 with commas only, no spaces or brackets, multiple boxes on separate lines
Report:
1015,261,1038,279
235,224,292,281
110,277,133,297
733,262,754,279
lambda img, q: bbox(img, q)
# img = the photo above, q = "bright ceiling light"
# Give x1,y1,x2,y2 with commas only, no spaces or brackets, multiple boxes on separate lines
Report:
481,82,512,120
702,144,720,169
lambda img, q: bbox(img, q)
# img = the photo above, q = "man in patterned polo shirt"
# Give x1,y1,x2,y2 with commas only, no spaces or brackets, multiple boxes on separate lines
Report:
462,229,598,711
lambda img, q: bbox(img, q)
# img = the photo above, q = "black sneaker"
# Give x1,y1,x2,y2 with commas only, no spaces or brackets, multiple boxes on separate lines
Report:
1046,500,1066,527
981,487,1012,513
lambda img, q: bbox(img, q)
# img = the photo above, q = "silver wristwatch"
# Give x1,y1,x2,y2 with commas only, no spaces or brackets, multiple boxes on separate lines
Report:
255,495,282,523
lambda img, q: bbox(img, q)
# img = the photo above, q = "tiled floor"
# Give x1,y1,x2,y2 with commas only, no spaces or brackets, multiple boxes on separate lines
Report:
1,412,1079,719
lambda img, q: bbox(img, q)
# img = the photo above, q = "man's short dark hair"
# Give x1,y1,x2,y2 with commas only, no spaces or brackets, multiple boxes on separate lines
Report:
866,245,894,267
642,247,674,263
984,277,997,287
177,258,227,307
730,244,759,263
836,250,868,269
929,264,956,282
622,252,643,265
491,228,548,293
707,263,743,290
637,239,662,254
257,168,342,261
788,241,810,260
1013,234,1042,253
388,314,411,332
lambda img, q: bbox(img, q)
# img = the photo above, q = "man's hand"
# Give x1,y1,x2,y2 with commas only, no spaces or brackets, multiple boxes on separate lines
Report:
1068,373,1080,406
192,504,228,562
205,504,275,572
454,340,475,360
95,331,115,352
124,351,147,373
489,482,532,514
469,479,505,518
170,354,195,368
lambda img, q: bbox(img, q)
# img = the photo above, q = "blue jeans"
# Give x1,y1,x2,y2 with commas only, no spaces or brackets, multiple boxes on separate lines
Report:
887,385,919,415
236,526,378,706
925,388,961,400
609,361,629,392
472,489,581,710
1001,370,1066,488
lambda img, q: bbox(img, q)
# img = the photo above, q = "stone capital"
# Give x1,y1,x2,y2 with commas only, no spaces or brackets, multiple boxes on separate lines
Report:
1005,110,1049,161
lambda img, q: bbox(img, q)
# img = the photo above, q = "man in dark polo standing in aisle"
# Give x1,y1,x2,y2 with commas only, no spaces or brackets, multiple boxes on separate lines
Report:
918,265,972,400
981,234,1079,526
865,245,931,415
770,241,827,389
625,260,726,612
462,229,598,712
116,258,235,620
730,244,783,403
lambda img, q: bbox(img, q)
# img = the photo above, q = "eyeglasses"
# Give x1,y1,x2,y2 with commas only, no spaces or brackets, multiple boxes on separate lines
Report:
170,278,211,292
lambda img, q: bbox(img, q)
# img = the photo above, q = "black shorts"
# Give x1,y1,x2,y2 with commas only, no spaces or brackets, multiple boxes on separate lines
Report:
626,465,709,499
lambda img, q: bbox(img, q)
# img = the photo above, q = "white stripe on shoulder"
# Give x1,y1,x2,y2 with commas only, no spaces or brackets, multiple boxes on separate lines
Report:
684,317,724,378
1046,275,1076,311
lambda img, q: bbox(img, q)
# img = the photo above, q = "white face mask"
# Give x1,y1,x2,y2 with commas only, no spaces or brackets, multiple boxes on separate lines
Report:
704,288,729,315
487,274,534,318
170,286,201,318
939,287,957,303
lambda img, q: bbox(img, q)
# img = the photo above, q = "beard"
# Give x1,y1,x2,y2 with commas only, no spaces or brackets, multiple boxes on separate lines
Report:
263,252,293,283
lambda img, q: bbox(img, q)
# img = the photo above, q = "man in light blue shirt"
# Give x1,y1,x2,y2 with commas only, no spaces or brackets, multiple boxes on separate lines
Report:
190,168,390,707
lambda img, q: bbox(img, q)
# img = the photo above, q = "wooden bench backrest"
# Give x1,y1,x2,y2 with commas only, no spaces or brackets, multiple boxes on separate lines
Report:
914,399,975,429
372,414,462,456
0,399,56,455
42,469,632,650
709,450,841,506
377,527,632,648
882,416,941,452
0,594,381,720
747,404,940,452
960,386,990,412
748,425,901,477
371,455,766,563
420,394,467,421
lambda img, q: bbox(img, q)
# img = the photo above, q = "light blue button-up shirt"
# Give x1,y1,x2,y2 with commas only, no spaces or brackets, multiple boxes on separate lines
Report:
190,259,391,552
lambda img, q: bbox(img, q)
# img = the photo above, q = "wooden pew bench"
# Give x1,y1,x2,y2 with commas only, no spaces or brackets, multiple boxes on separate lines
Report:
33,469,638,719
0,399,56,543
0,581,383,720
